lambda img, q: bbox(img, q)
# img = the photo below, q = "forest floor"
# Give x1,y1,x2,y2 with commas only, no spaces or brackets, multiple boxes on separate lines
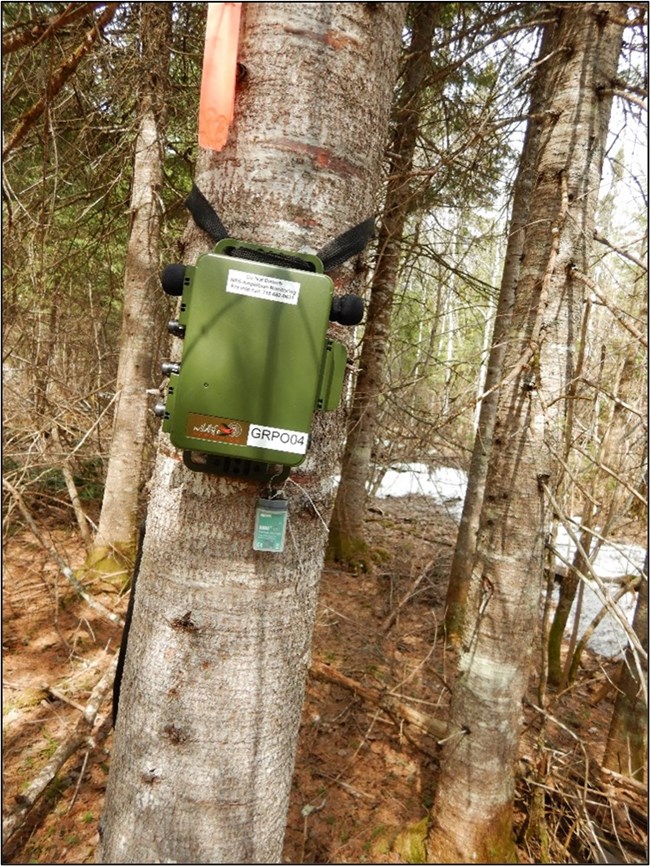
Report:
2,495,647,864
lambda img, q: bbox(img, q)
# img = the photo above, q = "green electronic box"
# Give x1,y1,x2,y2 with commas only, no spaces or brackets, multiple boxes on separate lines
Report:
155,239,362,478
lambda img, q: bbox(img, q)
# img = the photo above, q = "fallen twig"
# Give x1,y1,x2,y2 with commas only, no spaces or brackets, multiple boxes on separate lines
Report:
2,654,117,845
2,478,123,628
41,684,87,714
521,704,648,863
312,769,375,801
310,659,446,741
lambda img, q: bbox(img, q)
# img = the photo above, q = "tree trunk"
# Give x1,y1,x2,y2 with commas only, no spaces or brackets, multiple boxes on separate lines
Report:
328,4,438,568
444,20,557,640
428,5,625,861
90,3,172,578
98,5,404,863
549,329,642,684
547,500,595,687
603,552,648,780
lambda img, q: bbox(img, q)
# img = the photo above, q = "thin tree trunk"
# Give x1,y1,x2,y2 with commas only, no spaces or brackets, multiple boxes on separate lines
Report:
549,334,641,683
328,4,438,568
547,500,595,687
442,292,456,416
444,21,557,639
97,5,404,863
428,5,625,860
603,553,648,780
90,4,171,573
51,426,93,552
474,282,496,433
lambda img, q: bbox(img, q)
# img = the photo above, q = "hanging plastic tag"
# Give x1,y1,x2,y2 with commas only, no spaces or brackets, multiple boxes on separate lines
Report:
253,497,288,553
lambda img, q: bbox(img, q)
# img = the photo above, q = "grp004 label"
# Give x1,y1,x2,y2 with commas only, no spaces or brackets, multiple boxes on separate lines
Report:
247,424,308,455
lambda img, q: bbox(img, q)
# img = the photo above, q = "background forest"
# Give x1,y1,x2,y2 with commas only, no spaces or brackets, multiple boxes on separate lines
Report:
2,2,648,864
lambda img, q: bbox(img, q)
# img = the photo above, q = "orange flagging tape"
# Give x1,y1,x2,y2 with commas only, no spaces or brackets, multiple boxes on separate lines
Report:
198,2,242,151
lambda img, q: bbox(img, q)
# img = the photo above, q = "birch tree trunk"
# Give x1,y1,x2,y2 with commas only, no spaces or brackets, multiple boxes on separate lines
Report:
98,5,404,863
90,3,171,576
444,21,557,639
428,5,626,861
328,3,438,568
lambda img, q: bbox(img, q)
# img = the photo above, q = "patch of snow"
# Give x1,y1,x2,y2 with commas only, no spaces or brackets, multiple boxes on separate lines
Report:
375,463,468,521
548,581,640,659
553,524,646,579
550,524,646,659
370,463,646,659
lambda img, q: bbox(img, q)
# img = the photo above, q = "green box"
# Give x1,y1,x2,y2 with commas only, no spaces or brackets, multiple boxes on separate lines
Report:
162,240,347,467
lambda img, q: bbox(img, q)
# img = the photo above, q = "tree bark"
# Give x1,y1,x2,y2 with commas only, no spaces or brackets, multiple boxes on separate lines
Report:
91,4,172,572
97,5,404,863
444,20,557,639
428,5,625,861
328,4,438,568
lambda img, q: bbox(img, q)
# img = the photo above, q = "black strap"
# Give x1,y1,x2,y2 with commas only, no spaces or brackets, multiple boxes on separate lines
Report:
185,183,375,271
316,217,376,271
185,183,229,243
222,244,316,272
112,519,146,725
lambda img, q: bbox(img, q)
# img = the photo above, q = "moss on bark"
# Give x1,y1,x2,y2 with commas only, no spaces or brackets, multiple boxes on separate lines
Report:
428,801,517,863
326,526,373,572
392,816,428,864
82,543,135,591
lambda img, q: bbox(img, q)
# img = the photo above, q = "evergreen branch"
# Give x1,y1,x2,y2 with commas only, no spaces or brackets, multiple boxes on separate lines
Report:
2,4,120,159
2,3,104,54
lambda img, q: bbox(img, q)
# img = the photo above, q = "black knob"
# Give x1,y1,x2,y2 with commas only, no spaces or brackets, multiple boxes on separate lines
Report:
161,264,186,296
330,294,364,326
167,319,186,338
153,402,166,418
161,361,181,377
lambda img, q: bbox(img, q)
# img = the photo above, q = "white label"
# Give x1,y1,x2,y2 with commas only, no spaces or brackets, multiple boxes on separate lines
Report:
226,270,300,305
248,424,308,455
